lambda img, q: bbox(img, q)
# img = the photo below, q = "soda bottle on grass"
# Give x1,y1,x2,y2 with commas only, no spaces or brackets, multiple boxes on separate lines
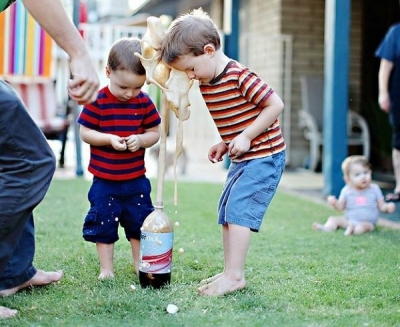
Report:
139,203,174,288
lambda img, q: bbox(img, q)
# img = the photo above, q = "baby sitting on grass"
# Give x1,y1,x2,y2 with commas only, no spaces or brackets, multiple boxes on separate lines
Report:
313,155,398,236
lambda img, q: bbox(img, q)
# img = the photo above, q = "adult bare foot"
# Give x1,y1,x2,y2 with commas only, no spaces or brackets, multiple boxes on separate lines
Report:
0,269,63,297
199,272,223,285
0,306,18,319
198,275,246,296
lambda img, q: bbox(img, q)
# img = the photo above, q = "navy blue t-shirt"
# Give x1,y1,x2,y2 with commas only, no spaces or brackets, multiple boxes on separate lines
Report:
376,23,400,124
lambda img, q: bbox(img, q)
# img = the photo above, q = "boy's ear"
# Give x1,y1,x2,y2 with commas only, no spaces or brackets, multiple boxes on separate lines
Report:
105,66,111,78
204,44,215,55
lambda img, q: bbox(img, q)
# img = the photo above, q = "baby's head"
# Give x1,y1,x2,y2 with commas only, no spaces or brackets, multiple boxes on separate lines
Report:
161,8,221,64
107,38,145,75
342,155,371,188
106,38,146,101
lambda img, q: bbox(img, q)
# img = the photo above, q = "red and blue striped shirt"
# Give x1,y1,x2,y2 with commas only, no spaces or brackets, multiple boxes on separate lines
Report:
77,86,161,180
200,61,285,162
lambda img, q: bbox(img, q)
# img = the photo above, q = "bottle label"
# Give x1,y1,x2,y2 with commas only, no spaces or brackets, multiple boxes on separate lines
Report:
139,232,174,274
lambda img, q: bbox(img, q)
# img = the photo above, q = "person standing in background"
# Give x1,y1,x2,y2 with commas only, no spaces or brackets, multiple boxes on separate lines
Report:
0,0,99,319
376,20,400,201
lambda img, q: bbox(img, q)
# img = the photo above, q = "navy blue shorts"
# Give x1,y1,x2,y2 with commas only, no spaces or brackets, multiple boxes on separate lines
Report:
83,176,154,244
218,151,286,232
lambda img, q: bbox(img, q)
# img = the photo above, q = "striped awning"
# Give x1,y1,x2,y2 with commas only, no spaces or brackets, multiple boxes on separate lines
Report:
0,1,53,77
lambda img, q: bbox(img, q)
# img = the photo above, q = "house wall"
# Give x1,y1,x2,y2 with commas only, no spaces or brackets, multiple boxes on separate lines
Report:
239,0,363,168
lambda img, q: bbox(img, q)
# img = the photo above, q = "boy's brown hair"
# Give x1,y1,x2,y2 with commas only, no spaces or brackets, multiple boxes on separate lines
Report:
107,37,145,75
161,8,221,64
341,155,370,177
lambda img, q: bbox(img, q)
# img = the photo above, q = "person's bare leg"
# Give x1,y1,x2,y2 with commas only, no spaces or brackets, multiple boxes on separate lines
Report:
344,224,355,236
0,306,18,319
313,216,348,232
200,225,228,285
377,217,400,229
130,238,140,275
0,269,63,297
393,148,400,193
352,222,374,235
97,242,114,279
198,224,249,296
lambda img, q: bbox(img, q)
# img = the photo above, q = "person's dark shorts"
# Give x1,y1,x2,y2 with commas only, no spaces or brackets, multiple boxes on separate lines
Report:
83,176,154,244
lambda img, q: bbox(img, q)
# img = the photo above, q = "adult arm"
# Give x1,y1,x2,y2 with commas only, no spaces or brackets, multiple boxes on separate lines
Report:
378,59,394,113
21,0,99,104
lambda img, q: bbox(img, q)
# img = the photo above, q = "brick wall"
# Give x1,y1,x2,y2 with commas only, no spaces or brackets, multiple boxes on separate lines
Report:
239,0,363,167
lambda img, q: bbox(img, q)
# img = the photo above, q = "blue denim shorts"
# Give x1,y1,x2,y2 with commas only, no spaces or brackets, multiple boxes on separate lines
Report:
83,176,154,243
218,151,285,232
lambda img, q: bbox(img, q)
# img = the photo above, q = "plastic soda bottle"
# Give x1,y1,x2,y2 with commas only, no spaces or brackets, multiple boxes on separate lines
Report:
139,204,174,288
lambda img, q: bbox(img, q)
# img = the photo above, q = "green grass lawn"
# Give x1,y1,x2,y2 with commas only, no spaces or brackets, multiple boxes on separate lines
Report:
1,178,400,326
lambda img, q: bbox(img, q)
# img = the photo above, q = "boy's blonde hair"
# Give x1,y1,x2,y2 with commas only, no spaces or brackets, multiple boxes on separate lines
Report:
107,37,145,75
341,155,370,177
161,8,221,64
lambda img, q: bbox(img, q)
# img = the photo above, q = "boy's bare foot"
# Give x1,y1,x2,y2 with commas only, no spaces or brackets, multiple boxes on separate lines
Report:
98,272,115,280
0,306,18,319
199,272,223,285
0,270,63,297
197,275,246,296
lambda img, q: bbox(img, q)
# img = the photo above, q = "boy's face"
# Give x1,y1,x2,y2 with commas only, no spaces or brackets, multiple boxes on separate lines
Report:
169,45,217,84
106,67,146,102
345,163,371,190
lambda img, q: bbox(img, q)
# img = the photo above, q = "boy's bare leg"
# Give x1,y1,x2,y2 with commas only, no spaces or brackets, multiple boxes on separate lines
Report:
0,269,63,297
0,306,18,319
313,216,349,232
96,242,114,279
198,224,249,296
199,225,229,285
130,238,140,275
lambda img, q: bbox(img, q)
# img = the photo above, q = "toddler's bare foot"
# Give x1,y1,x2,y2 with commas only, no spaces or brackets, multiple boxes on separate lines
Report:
344,225,354,236
197,274,246,296
0,306,18,319
312,222,326,231
199,272,223,285
98,272,115,280
0,270,63,297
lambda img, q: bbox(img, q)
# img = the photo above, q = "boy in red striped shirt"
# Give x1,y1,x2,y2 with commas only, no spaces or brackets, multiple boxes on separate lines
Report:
161,8,286,296
78,38,161,279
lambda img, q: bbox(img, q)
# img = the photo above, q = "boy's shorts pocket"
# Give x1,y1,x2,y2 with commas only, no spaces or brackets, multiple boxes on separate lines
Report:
82,212,98,242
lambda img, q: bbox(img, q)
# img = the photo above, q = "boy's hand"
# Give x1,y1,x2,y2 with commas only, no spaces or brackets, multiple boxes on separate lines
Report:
125,135,142,152
208,142,228,163
110,135,127,151
228,134,251,159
